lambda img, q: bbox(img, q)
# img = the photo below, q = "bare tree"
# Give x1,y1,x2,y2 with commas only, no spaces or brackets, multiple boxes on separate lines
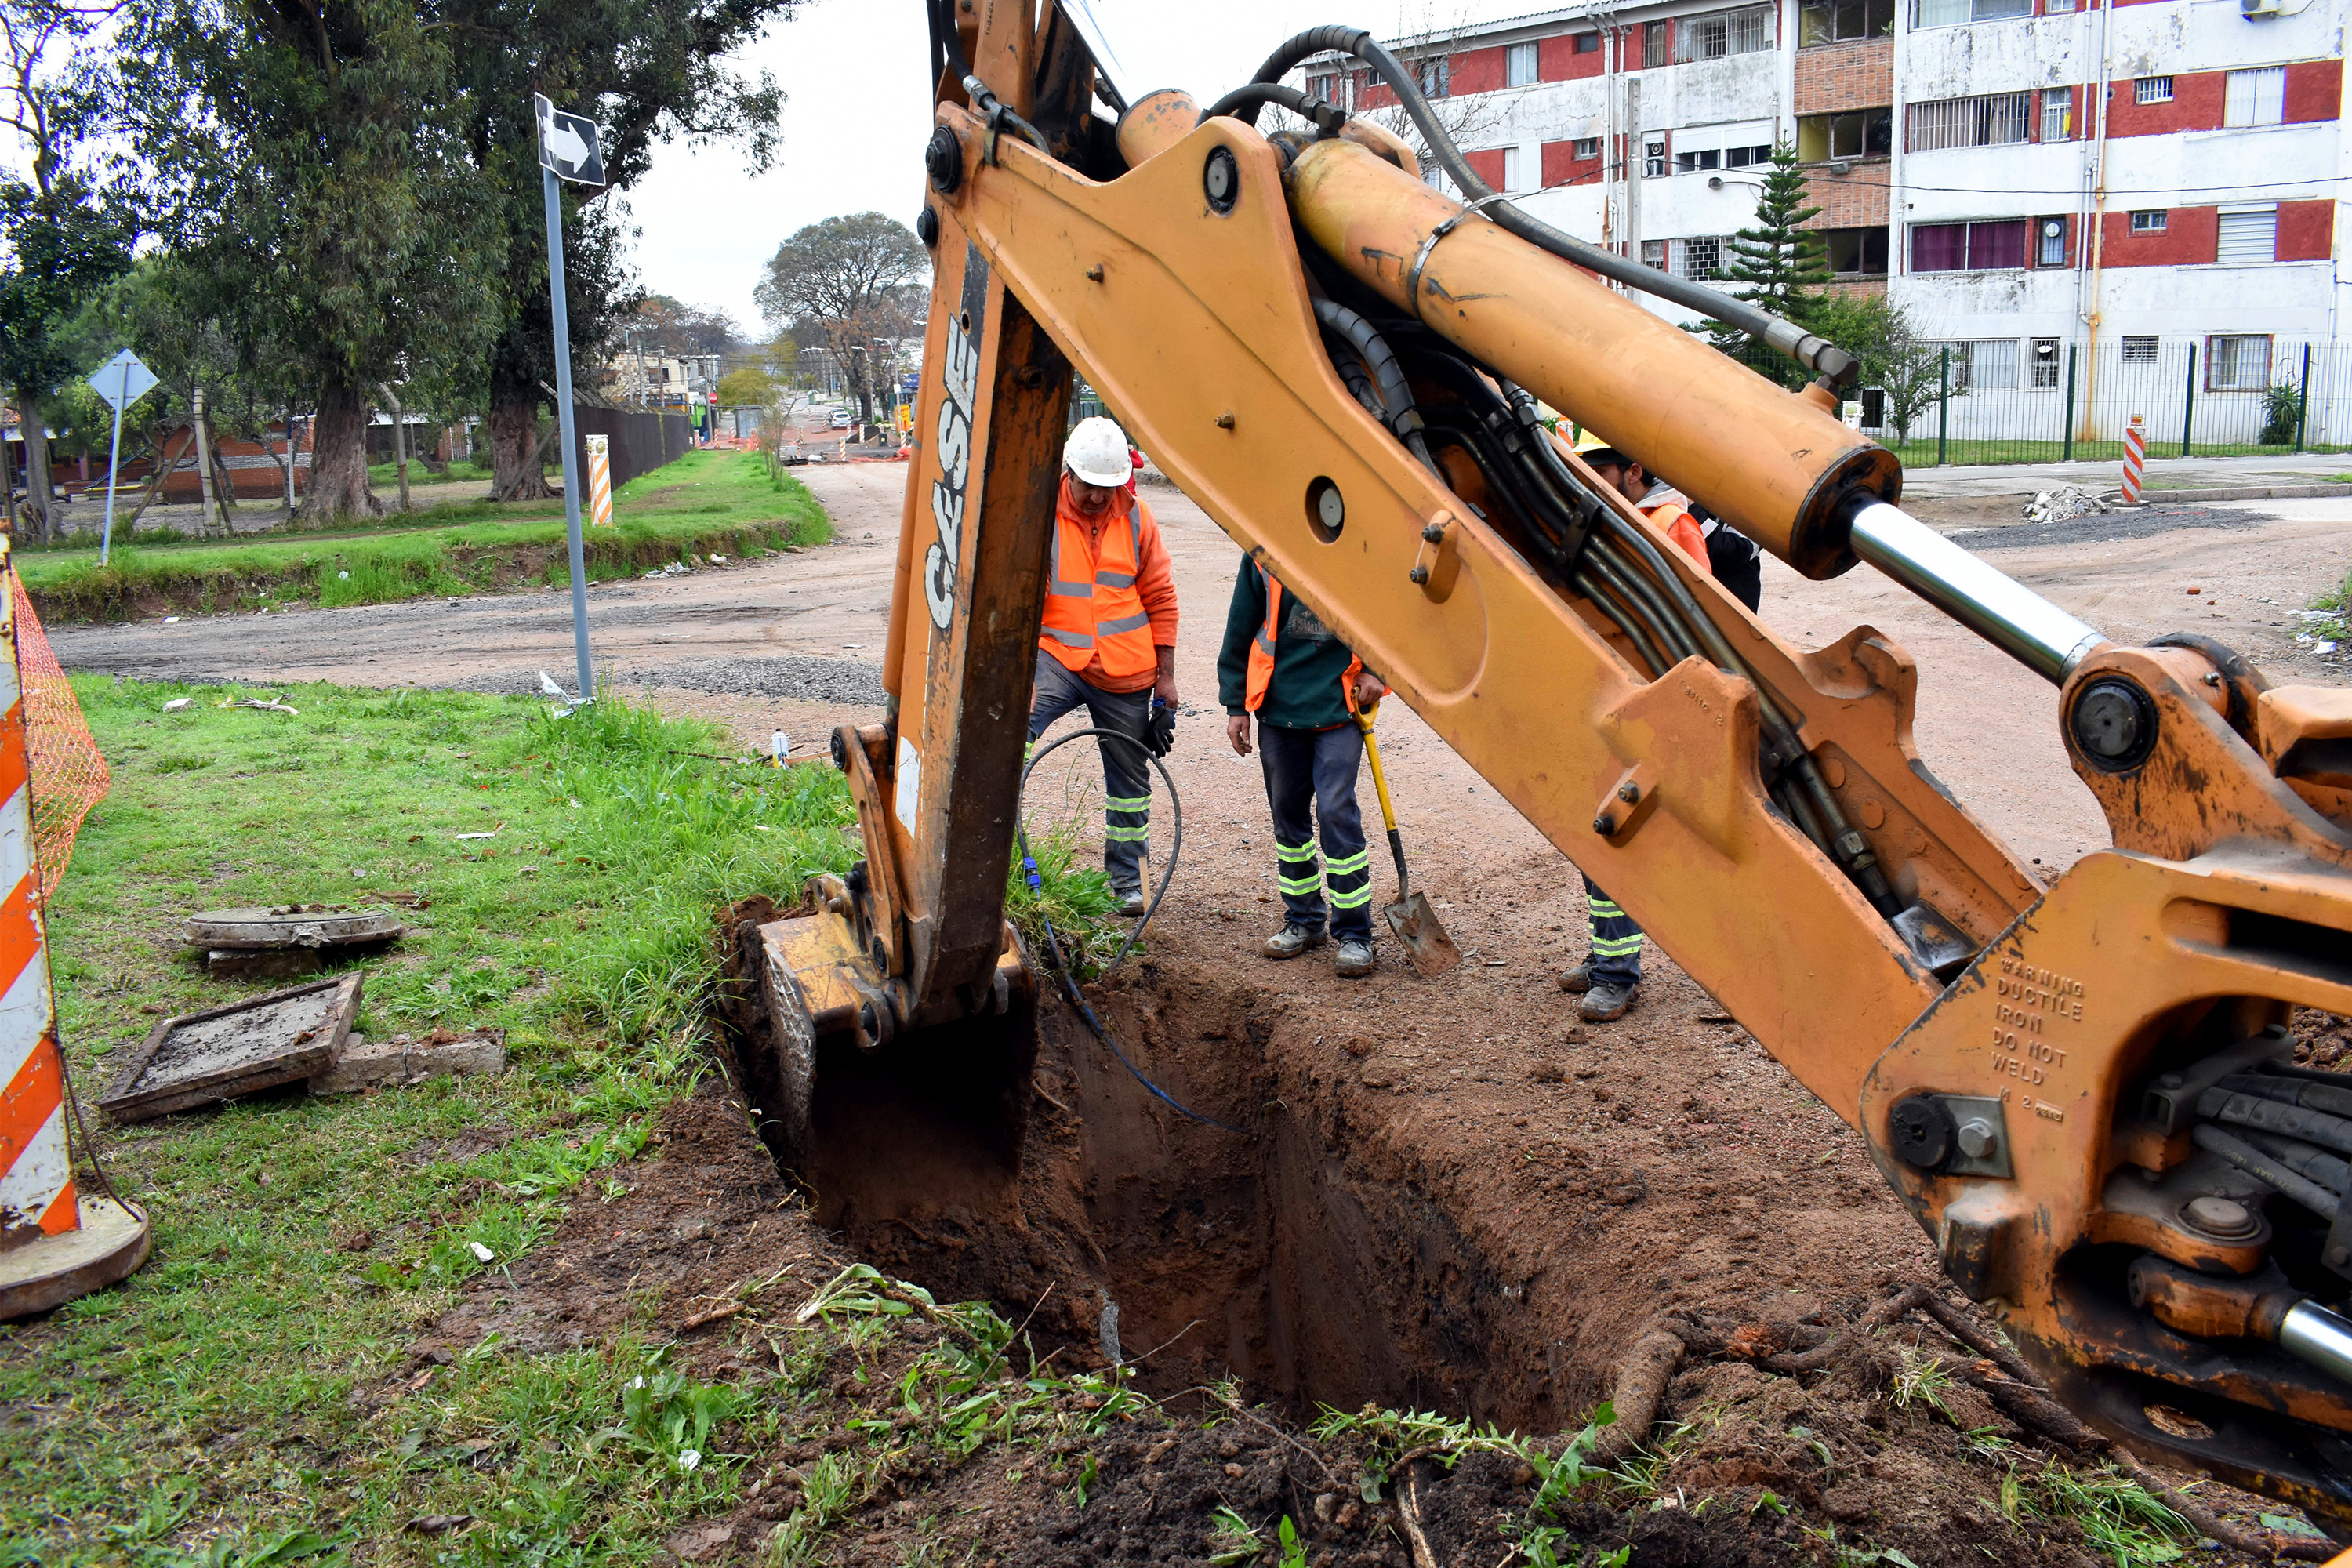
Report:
1277,0,1510,183
754,212,928,426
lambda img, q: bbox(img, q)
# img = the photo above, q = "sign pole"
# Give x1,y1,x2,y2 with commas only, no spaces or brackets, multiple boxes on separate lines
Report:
99,360,128,564
543,163,594,704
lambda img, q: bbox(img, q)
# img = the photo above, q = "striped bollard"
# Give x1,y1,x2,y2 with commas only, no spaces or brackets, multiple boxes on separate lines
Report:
586,434,614,528
0,538,149,1318
2122,416,2147,504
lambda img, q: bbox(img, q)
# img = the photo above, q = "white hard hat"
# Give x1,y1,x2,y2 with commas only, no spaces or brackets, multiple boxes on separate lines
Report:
1064,416,1134,488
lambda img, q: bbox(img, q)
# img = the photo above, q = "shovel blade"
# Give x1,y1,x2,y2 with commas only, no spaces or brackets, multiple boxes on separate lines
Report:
1383,891,1461,977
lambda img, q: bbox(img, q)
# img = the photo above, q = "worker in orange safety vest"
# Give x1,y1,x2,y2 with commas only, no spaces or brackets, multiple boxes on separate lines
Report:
1027,416,1182,916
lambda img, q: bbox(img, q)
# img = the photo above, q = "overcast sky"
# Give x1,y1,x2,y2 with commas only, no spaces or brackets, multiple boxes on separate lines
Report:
623,0,1525,330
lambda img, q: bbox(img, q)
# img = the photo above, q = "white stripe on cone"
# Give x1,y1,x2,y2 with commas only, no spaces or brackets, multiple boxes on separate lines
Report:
0,1101,68,1230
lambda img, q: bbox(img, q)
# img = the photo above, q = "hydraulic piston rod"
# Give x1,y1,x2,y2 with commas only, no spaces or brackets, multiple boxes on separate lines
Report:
1844,501,2108,685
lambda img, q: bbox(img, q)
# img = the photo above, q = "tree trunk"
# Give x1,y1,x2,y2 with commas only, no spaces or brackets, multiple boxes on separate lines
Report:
486,394,555,500
299,378,382,524
16,388,55,543
191,387,218,539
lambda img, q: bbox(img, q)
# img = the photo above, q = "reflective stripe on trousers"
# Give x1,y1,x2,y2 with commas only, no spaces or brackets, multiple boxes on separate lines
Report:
1584,872,1643,986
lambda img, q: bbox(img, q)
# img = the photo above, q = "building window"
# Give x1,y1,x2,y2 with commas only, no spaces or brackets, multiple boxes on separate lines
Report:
2040,88,2072,141
1643,136,1668,176
1676,6,1772,60
2136,76,2172,104
1500,145,1523,191
2045,0,2075,12
1573,136,1600,159
1799,0,1895,43
1642,238,1669,269
1939,339,2023,392
1798,107,1893,160
2130,209,2167,233
1307,72,1341,103
2225,67,2286,127
1671,236,1725,278
1507,42,1539,86
2217,203,2278,263
1907,92,2033,152
2031,338,2063,387
1910,219,2030,271
1823,226,1889,274
1644,20,1671,67
2206,335,2273,390
1573,30,1601,53
1724,143,1773,166
1913,0,2031,26
1676,148,1722,172
2037,216,2067,266
2122,336,2161,362
1415,55,1450,98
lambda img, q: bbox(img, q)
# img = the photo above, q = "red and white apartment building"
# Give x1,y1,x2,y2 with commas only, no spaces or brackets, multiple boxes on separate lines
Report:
1301,0,2350,441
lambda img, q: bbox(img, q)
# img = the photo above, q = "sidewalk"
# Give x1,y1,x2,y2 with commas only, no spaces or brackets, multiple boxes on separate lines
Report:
1900,450,2352,499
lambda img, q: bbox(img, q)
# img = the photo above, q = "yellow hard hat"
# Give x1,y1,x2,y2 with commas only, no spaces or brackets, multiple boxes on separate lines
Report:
1572,426,1628,463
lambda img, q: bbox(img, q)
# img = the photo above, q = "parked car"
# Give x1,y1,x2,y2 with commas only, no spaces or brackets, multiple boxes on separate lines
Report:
829,409,853,430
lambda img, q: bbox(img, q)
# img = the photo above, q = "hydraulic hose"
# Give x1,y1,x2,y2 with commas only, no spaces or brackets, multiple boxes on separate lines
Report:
1309,298,1442,476
2222,1072,2352,1122
1202,82,1347,136
2194,1123,2342,1219
2240,1127,2352,1196
2201,1087,2352,1159
1240,25,1857,386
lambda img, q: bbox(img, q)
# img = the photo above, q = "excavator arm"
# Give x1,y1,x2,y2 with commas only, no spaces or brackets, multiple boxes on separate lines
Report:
737,0,2352,1519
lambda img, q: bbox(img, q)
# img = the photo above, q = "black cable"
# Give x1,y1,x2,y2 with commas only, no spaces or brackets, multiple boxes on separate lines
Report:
2194,1123,2341,1219
2201,1087,2352,1159
1310,298,1441,477
1236,25,1857,386
1015,725,1238,1134
2240,1127,2352,1196
2226,1071,2352,1121
1202,82,1346,136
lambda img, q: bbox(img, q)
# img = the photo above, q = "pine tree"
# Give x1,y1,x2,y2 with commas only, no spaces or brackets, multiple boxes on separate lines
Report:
1700,142,1832,386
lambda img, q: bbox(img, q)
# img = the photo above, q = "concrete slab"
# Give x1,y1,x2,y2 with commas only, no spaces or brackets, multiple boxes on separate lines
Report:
98,974,361,1123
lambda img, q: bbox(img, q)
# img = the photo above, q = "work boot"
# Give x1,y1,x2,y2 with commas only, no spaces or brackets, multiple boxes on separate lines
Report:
1557,960,1593,994
1335,935,1376,978
1580,980,1639,1022
1263,923,1327,960
1118,890,1148,917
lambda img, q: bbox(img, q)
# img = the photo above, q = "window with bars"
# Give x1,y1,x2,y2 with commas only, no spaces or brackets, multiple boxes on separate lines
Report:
2216,204,2278,263
1675,7,1772,60
2121,336,2160,362
2226,67,2286,127
1798,107,1892,159
2041,88,2072,140
1507,42,1539,86
1907,93,2033,151
1799,0,1894,43
1909,219,2030,271
1644,20,1671,66
1671,236,1725,278
2206,335,2273,390
2130,209,2166,233
1676,147,1722,172
1937,339,2022,392
2031,338,2063,387
2136,76,2172,103
1642,238,1669,269
1912,0,2031,26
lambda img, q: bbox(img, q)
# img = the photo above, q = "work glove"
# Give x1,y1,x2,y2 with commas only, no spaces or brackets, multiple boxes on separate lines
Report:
1145,698,1177,758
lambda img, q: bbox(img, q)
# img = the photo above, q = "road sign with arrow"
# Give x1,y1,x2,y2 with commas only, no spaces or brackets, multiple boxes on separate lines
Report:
534,93,605,186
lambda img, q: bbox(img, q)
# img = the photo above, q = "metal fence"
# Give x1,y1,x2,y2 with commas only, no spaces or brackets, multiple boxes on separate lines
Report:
570,405,691,492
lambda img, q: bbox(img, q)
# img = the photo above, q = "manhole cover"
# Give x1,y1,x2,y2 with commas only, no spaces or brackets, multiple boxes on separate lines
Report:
100,974,363,1123
183,906,405,951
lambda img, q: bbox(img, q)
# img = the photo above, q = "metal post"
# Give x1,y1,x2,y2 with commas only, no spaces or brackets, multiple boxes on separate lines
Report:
543,165,594,704
1936,347,1950,466
2061,344,2078,464
2181,342,2197,459
2297,342,2313,453
99,359,129,565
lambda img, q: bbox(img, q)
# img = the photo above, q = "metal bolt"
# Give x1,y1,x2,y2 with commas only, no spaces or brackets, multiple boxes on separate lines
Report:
1214,411,1235,430
1617,782,1640,804
2203,671,2222,687
1408,564,1430,585
1085,263,1104,281
924,126,964,194
2329,1243,2350,1268
2183,1196,2257,1237
2158,1073,2183,1089
915,206,940,248
2072,678,2156,766
1203,146,1240,212
1421,521,1446,543
1593,812,1617,837
1955,1118,1999,1160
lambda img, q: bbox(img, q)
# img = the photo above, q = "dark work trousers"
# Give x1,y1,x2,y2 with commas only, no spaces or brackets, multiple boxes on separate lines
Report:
1257,720,1372,939
1028,650,1153,898
1584,873,1644,987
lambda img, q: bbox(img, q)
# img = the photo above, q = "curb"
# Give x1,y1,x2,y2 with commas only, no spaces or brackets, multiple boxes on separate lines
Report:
2136,482,2352,504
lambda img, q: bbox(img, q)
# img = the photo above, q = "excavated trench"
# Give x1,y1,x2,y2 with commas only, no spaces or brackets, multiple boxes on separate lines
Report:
723,931,1770,1431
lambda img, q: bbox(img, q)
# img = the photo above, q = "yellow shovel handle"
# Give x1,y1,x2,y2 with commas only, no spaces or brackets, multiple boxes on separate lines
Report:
1356,703,1399,834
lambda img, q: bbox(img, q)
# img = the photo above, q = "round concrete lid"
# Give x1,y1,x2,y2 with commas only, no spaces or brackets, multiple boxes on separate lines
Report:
183,906,405,949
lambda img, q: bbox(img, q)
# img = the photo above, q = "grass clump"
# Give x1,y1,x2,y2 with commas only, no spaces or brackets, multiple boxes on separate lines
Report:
24,451,831,622
1007,819,1127,978
0,677,859,1559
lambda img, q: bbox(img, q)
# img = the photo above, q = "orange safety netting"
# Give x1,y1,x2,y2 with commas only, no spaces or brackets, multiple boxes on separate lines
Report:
11,578,110,896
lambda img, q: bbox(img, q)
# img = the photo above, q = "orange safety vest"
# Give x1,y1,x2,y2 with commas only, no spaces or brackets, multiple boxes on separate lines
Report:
1243,569,1364,715
1040,479,1157,677
1640,488,1711,574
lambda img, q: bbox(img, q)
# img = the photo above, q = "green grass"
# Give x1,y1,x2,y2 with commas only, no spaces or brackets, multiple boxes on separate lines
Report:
23,450,831,622
367,457,498,487
0,679,861,1561
1881,437,2352,470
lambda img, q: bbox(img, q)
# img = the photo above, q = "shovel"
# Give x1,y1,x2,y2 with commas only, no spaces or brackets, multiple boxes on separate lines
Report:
1356,705,1461,976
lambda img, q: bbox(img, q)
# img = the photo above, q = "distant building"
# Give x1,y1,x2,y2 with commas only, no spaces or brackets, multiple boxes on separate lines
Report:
1305,0,2348,440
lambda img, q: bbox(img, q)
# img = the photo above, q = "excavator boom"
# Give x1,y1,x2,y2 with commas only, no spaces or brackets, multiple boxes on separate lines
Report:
734,0,2352,1520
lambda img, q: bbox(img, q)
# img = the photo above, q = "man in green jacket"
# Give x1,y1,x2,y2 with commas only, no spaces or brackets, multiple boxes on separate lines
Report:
1218,554,1388,978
